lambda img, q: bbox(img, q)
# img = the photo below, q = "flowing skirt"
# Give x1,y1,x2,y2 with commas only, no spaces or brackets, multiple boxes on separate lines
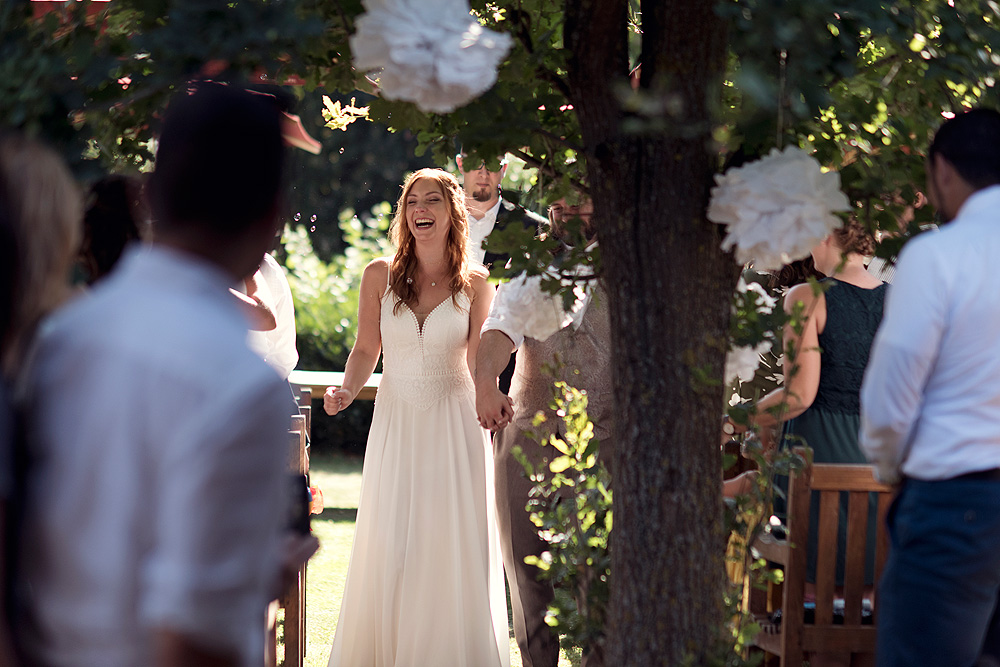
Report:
327,385,509,667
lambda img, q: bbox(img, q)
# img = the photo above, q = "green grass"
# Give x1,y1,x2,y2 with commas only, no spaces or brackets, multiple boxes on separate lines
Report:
301,451,581,667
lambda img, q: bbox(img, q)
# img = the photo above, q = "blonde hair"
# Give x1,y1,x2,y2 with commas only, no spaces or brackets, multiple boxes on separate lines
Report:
388,168,477,313
0,134,82,379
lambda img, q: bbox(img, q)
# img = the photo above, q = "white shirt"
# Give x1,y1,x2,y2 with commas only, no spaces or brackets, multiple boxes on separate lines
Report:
482,250,596,349
247,252,298,379
468,198,502,264
860,185,1000,483
20,245,294,667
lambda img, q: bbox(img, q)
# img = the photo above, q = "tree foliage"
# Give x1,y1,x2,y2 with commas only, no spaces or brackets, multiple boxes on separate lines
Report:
7,0,997,234
5,1,1000,664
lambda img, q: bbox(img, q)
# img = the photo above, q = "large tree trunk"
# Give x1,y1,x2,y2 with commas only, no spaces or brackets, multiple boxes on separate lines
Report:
565,1,735,664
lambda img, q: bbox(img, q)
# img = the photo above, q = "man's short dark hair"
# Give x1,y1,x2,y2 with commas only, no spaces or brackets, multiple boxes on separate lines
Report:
148,83,285,234
929,108,1000,190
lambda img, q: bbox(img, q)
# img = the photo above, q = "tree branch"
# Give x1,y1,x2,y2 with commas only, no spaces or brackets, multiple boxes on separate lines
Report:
513,148,589,195
532,128,583,153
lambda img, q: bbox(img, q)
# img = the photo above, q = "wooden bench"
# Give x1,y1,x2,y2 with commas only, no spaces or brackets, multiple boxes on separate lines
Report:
748,452,894,666
267,410,310,667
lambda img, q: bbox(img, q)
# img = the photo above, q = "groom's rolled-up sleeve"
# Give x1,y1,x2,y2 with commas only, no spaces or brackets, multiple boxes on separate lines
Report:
482,281,526,350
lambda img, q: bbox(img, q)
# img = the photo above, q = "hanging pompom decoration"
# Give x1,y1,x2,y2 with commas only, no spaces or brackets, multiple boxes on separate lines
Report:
707,146,850,271
351,0,512,114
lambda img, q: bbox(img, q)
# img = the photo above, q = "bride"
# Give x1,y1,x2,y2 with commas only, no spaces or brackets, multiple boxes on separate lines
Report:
323,168,509,666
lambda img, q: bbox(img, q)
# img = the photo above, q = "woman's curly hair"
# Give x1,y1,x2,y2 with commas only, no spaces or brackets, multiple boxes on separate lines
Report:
832,220,876,256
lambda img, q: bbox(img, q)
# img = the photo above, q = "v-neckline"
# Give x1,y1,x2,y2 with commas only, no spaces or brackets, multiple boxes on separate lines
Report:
402,297,451,336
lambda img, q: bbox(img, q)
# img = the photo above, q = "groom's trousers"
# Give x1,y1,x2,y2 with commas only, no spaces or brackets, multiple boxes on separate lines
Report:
495,412,613,667
493,284,613,667
495,426,560,667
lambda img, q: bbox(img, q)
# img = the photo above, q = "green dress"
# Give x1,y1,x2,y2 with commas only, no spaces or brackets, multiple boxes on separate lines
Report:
778,278,887,585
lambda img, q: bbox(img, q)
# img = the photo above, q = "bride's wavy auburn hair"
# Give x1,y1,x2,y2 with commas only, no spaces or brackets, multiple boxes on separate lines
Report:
389,168,476,314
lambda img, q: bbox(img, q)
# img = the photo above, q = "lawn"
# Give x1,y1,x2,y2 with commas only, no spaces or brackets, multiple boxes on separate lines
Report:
300,451,581,667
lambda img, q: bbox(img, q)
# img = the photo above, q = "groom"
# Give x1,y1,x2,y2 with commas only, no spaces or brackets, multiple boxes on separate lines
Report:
475,197,614,667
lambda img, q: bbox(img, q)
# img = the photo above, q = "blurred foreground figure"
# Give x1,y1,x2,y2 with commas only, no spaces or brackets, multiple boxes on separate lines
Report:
861,108,1000,667
17,84,305,667
0,132,83,667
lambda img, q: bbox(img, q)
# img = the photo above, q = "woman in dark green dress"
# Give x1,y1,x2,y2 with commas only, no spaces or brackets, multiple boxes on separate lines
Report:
726,221,886,666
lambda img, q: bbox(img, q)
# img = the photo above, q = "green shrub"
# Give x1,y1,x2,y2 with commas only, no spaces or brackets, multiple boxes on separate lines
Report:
515,379,611,663
283,203,392,454
283,202,392,371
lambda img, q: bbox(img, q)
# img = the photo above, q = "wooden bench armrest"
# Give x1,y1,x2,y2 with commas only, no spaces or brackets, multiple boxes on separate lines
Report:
751,532,790,565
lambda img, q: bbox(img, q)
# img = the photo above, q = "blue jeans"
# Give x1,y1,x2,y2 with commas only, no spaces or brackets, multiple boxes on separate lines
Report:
878,475,1000,667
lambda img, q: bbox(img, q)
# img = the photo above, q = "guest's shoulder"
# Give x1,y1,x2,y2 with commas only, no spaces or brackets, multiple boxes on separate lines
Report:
783,281,822,314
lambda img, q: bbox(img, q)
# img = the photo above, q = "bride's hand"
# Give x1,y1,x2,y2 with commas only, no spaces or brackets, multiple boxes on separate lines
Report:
324,386,355,415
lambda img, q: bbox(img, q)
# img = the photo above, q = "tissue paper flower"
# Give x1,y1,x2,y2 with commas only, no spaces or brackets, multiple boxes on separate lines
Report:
708,146,850,271
495,272,590,342
726,277,778,384
351,0,512,114
735,275,777,315
725,340,771,385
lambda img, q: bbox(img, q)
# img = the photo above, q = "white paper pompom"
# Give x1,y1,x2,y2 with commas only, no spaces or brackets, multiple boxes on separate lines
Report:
725,341,771,385
351,0,512,114
708,146,850,271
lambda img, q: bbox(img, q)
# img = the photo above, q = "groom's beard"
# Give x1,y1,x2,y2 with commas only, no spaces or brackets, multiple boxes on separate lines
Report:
471,187,493,202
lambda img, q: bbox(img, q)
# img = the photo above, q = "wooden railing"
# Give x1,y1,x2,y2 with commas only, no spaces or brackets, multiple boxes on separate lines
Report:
288,369,382,401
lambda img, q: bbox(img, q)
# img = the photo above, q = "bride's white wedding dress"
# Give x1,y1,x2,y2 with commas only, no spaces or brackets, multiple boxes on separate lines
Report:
327,288,509,667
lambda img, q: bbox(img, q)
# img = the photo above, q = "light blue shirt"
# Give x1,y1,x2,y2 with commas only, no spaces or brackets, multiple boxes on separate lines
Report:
861,185,1000,483
20,245,295,666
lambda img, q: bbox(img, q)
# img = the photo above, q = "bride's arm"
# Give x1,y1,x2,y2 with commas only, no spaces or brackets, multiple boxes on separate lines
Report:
465,271,495,380
324,259,386,416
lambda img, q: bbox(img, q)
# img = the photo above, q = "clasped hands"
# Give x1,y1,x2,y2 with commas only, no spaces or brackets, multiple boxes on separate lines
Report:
476,383,514,432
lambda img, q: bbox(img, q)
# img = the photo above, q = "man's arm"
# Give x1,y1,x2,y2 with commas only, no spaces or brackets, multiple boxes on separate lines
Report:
475,329,515,431
230,271,276,331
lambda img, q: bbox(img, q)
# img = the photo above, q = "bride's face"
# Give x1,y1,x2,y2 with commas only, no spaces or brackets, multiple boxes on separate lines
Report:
405,179,451,246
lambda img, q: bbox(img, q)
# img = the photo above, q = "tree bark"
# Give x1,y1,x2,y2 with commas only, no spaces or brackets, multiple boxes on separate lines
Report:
565,1,735,664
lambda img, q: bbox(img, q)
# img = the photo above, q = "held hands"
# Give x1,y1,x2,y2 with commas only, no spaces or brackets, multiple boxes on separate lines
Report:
324,386,355,416
475,383,514,431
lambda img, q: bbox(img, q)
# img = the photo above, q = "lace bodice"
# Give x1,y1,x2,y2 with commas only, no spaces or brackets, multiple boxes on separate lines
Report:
376,288,474,411
812,279,887,413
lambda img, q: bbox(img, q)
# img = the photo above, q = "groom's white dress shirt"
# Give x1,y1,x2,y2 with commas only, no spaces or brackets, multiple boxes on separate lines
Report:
19,245,295,667
861,185,1000,483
